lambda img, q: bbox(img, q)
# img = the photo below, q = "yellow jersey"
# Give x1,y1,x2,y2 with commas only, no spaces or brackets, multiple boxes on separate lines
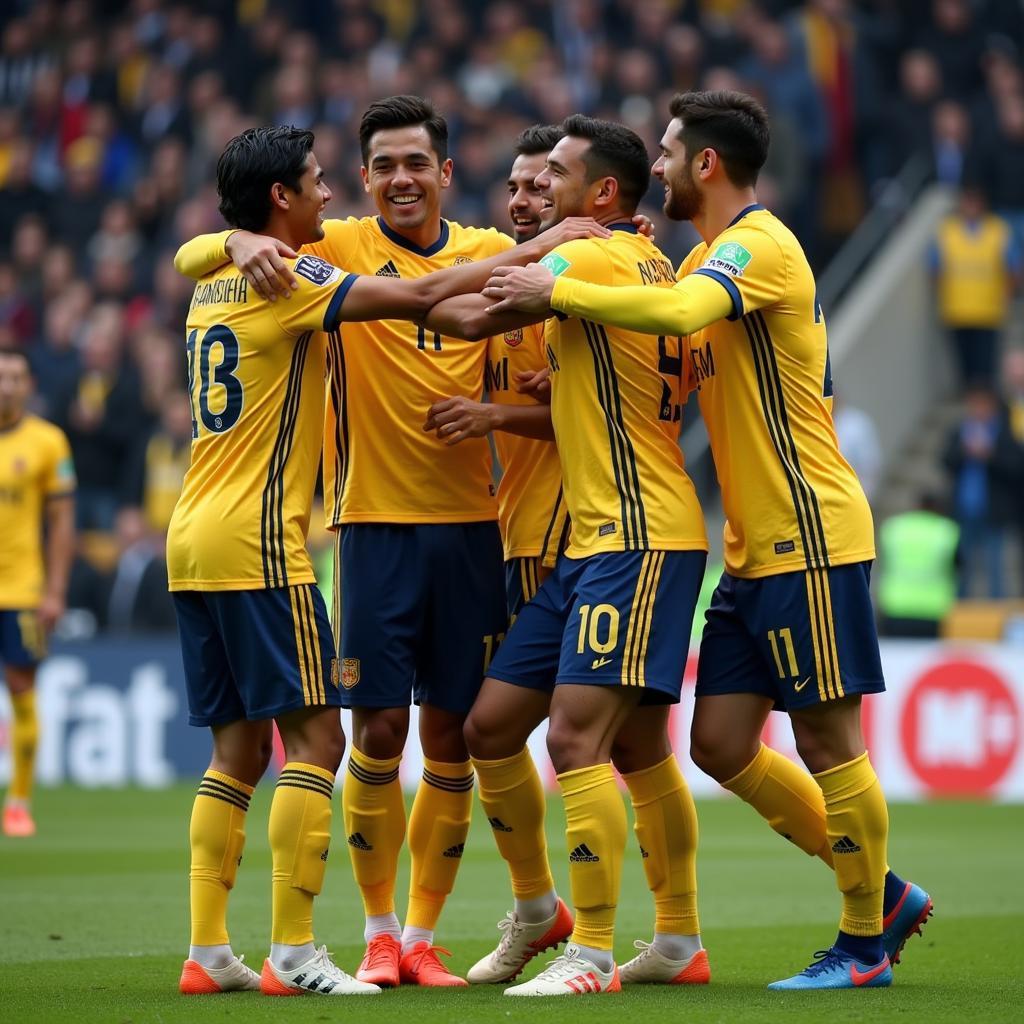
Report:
167,255,357,591
315,217,513,525
934,214,1014,328
551,204,874,578
487,321,567,565
0,415,75,609
541,224,707,559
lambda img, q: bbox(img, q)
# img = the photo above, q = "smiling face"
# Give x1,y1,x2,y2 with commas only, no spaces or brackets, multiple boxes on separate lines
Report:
506,151,550,242
285,151,332,243
361,124,452,233
532,135,596,226
654,117,703,222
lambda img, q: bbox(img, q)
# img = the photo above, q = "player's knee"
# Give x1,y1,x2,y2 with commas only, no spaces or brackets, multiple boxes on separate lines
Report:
689,732,736,783
463,707,515,761
352,708,408,759
545,719,593,774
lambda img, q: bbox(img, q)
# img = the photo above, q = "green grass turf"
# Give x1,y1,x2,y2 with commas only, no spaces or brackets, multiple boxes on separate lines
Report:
0,787,1020,1023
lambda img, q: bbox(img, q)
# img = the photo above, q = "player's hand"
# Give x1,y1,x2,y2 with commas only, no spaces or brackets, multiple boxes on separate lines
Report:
633,213,655,239
37,594,64,633
483,264,556,315
226,230,299,300
526,216,610,259
515,368,551,403
423,396,497,445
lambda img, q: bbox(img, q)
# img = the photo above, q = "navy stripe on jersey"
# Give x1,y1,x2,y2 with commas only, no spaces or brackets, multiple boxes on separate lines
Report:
693,267,743,321
539,484,568,566
328,330,350,524
261,332,311,587
582,320,648,549
323,273,359,332
742,312,830,571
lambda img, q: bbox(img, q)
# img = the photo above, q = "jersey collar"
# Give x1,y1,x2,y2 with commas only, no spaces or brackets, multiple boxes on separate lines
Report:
727,203,765,228
376,215,450,257
606,221,639,233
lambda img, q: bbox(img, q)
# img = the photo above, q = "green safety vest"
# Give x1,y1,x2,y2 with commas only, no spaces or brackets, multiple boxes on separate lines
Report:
878,512,960,620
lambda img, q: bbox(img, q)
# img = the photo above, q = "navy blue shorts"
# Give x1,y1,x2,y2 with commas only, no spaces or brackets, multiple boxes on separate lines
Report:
488,549,707,705
0,609,46,668
505,557,551,620
334,522,507,714
696,562,885,711
173,583,340,727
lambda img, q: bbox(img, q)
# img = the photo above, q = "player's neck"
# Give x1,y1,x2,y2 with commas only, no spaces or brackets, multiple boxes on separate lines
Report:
592,207,633,228
694,188,759,245
0,411,24,432
379,211,444,252
265,216,305,254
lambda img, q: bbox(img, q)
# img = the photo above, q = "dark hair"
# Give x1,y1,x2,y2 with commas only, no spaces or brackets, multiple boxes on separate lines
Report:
669,90,770,187
359,94,448,164
559,114,651,211
216,125,314,232
514,124,564,157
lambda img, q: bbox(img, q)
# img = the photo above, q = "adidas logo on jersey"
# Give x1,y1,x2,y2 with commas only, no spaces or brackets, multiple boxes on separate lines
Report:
489,817,513,832
569,843,600,863
831,835,862,854
375,260,400,278
443,843,465,858
347,832,373,851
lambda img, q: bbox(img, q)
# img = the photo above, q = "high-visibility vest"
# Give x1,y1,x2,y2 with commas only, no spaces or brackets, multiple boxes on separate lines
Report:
878,511,960,620
935,215,1012,328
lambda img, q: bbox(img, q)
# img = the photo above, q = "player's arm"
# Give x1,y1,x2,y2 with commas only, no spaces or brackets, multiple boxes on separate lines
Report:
485,262,734,336
421,292,548,342
423,396,554,446
40,493,74,632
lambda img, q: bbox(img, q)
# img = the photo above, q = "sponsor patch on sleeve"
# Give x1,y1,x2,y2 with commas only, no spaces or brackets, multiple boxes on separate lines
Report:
703,241,753,278
57,457,76,482
294,255,343,286
540,253,571,277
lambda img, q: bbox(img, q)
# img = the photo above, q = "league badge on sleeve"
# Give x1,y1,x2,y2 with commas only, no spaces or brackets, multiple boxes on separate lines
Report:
294,255,342,286
704,242,752,278
540,253,571,277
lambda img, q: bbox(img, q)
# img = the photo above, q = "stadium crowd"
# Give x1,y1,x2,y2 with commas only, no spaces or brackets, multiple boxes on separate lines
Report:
1,0,1023,628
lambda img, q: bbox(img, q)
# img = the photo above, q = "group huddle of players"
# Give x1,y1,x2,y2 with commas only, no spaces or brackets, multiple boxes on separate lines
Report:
168,90,932,998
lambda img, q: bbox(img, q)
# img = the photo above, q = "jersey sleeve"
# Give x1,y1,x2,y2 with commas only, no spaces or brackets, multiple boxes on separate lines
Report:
174,231,235,279
43,427,76,497
690,224,787,319
270,256,359,334
306,217,364,265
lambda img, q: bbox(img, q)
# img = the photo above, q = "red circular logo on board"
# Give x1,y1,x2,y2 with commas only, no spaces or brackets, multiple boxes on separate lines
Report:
901,659,1020,796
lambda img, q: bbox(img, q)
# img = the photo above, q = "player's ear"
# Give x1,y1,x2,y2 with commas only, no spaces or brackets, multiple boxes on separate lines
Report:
593,175,618,208
360,165,370,193
270,181,289,212
440,157,454,189
698,148,715,178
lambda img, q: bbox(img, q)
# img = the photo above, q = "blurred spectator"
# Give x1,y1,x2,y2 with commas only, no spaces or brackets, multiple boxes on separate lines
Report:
53,302,144,530
1004,348,1024,446
930,185,1020,388
942,386,1024,598
878,492,959,638
50,135,105,251
832,393,882,503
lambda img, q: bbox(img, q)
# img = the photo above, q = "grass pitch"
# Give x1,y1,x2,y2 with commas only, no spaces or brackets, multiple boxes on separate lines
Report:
0,786,1020,1024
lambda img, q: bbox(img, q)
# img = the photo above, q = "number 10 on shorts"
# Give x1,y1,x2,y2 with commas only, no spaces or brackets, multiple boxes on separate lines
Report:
576,603,620,655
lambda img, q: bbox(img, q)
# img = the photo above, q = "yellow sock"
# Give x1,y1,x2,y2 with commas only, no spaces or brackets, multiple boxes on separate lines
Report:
269,762,335,945
723,743,834,866
406,758,474,930
189,771,253,946
342,748,405,917
472,748,554,900
623,754,700,936
8,689,38,802
814,752,888,936
559,763,625,951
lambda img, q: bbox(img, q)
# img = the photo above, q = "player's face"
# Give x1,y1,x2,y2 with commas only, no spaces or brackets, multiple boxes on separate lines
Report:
362,125,453,234
288,152,332,243
0,355,31,422
655,119,703,222
507,152,549,243
533,136,592,226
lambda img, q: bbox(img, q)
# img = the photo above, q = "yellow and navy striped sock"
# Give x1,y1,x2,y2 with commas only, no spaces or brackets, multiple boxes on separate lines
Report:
269,762,335,945
406,758,475,930
189,771,253,946
342,748,405,917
